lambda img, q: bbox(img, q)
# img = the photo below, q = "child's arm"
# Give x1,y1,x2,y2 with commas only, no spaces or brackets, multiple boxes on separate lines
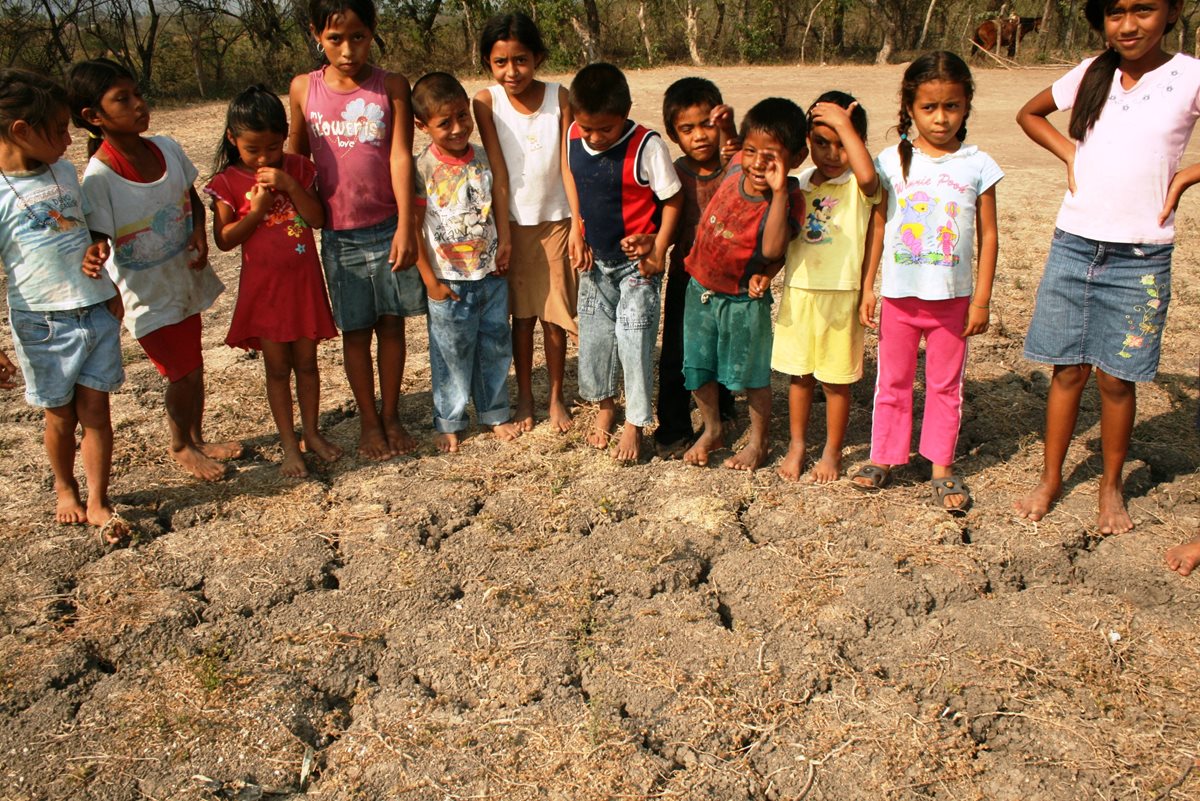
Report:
287,74,311,157
712,104,740,165
964,185,998,337
0,350,17,389
1160,162,1200,226
859,192,886,330
747,166,799,298
559,91,592,271
411,207,459,303
82,236,110,279
472,90,512,274
187,187,209,270
256,165,325,229
810,102,878,196
211,187,271,251
1016,87,1076,194
644,191,683,277
386,72,417,271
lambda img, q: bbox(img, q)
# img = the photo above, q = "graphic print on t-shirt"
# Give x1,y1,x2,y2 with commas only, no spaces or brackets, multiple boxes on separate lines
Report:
308,97,386,152
803,195,840,245
112,190,191,271
11,182,87,254
895,182,961,267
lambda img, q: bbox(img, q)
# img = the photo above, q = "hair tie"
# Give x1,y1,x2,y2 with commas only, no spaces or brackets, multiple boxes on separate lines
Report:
87,130,101,139
899,132,909,142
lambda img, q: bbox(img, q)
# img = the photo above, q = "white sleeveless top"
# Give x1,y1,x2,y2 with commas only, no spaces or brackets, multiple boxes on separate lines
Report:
487,82,571,225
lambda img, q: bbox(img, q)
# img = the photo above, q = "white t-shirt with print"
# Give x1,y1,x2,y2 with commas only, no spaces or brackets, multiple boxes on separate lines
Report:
1053,52,1200,244
81,136,224,338
876,144,1003,301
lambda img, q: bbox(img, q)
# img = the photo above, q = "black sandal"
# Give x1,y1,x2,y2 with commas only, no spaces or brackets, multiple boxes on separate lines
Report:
850,464,891,492
930,477,972,516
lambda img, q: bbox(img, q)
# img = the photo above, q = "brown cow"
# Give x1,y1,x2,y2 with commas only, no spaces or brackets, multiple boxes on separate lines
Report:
972,15,1042,58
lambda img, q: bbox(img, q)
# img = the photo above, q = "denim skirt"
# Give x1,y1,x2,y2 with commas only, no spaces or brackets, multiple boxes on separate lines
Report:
1024,228,1172,382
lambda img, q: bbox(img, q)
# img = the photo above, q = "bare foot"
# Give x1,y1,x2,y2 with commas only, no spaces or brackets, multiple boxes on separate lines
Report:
435,431,460,453
1166,537,1200,576
1097,482,1133,535
172,444,226,481
724,441,767,471
85,498,114,528
1015,479,1061,522
776,441,806,481
90,506,131,545
280,446,309,478
684,428,724,467
513,395,535,433
302,431,344,463
384,418,418,455
548,396,573,433
54,481,88,524
489,421,523,442
588,405,616,449
199,440,244,460
808,451,842,484
358,423,394,461
611,423,642,463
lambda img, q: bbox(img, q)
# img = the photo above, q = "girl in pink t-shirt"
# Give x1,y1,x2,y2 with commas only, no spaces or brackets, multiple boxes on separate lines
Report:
207,86,340,478
1016,0,1200,536
288,0,424,462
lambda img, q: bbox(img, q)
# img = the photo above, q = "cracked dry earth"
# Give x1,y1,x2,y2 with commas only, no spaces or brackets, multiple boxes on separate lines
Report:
2,65,1200,801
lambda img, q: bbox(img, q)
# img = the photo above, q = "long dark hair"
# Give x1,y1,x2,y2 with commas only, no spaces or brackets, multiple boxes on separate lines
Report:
478,12,547,70
212,84,287,176
0,69,69,145
66,58,137,157
308,0,386,56
1068,0,1181,141
897,50,973,180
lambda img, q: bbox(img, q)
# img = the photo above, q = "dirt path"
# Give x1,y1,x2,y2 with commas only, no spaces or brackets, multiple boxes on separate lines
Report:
1,63,1199,800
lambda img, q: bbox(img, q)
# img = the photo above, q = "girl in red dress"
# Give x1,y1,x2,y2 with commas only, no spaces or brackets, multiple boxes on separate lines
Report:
206,85,341,477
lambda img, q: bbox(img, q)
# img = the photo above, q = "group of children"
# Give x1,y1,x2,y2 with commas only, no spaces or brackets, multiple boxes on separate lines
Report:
2,0,1200,572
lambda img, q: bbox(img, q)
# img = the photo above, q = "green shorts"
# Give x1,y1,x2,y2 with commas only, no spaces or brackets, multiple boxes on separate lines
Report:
682,278,773,392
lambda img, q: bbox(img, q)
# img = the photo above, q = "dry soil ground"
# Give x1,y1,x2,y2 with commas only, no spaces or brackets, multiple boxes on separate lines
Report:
2,63,1200,801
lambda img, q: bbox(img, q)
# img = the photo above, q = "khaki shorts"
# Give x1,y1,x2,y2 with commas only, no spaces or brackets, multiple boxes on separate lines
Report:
507,219,578,335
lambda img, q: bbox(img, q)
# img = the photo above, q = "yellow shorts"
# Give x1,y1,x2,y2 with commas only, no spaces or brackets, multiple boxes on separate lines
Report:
771,286,863,384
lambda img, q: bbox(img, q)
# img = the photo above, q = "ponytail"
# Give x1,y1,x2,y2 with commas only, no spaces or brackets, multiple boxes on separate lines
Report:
1068,48,1120,141
66,58,137,158
897,107,914,181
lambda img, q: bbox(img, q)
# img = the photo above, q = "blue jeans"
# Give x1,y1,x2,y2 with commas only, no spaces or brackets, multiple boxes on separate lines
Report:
426,274,512,433
577,257,661,427
10,301,124,408
321,216,427,331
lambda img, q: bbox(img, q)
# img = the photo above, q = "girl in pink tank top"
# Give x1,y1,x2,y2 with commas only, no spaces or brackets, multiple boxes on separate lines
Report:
288,0,425,462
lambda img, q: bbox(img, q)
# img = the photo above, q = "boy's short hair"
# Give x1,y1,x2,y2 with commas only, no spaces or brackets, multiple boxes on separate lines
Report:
569,63,631,117
662,77,723,137
740,97,807,156
808,90,868,141
411,72,468,122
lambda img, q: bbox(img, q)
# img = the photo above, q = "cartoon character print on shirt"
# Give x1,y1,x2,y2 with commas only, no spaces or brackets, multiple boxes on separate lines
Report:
895,189,961,267
112,189,192,272
308,97,387,152
803,196,840,245
426,159,497,277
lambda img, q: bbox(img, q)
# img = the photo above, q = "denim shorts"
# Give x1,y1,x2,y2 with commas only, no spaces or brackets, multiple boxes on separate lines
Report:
1024,228,1172,382
682,279,774,392
10,301,124,408
321,216,427,331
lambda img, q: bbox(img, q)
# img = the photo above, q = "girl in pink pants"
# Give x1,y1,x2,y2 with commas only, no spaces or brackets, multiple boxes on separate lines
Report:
855,52,1002,514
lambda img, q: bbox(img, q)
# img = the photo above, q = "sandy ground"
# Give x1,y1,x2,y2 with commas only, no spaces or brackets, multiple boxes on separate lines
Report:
2,63,1200,800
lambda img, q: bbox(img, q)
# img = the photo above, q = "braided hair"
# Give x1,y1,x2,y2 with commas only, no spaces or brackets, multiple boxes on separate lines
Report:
897,51,974,181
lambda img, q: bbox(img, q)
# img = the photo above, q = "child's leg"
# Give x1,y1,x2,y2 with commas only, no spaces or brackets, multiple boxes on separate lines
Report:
1015,363,1092,520
778,375,814,481
853,298,920,487
342,327,392,460
577,265,621,449
683,381,724,466
165,368,225,481
920,300,969,509
1095,368,1135,535
375,314,416,455
814,382,851,484
191,368,243,460
511,316,537,431
291,338,343,464
612,267,662,462
543,320,572,432
1166,534,1200,576
726,386,770,471
427,291,475,453
44,403,86,523
73,386,115,526
473,276,521,442
259,340,307,477
656,267,695,449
